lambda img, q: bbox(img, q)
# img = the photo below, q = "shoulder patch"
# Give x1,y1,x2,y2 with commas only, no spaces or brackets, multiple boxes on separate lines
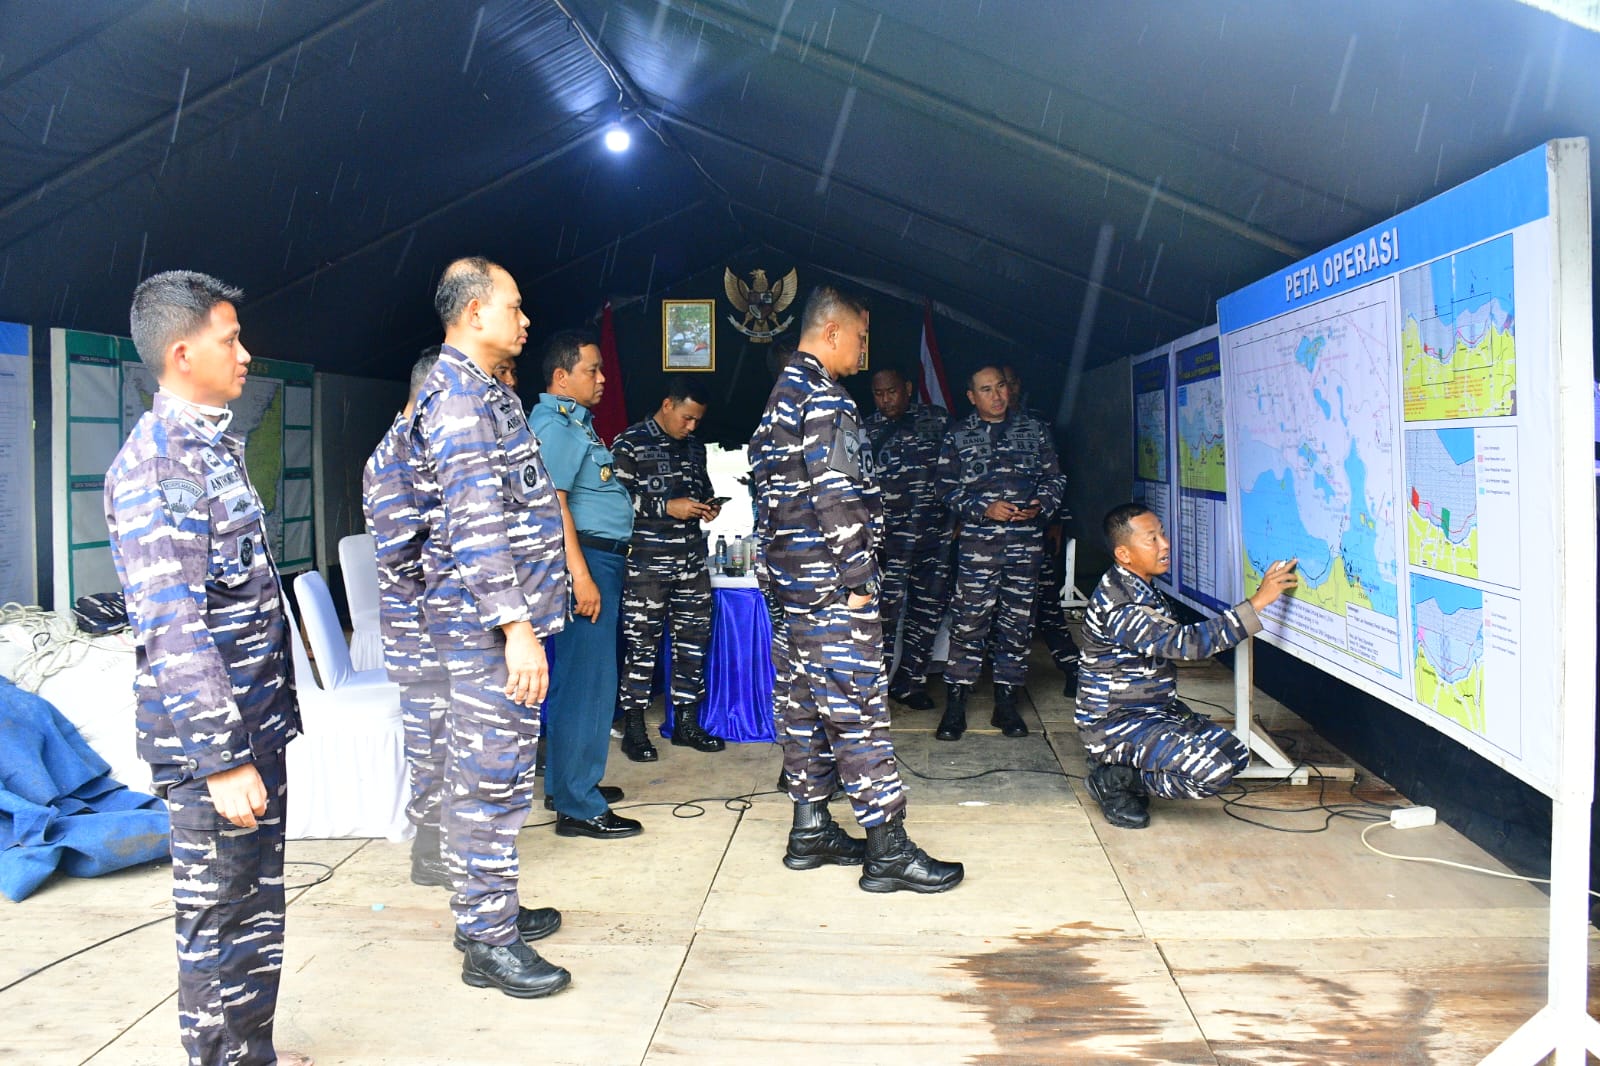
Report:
159,478,203,519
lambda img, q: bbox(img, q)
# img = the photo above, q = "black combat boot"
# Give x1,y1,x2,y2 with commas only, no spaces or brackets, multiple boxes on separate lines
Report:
619,707,658,763
887,668,935,711
990,683,1028,737
461,939,572,998
935,682,969,741
410,820,452,888
1060,654,1080,698
783,800,867,870
858,814,964,894
1084,763,1151,829
670,704,725,752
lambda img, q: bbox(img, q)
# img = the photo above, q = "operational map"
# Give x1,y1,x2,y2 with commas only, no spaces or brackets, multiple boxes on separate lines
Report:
1410,573,1487,736
1134,388,1167,483
1178,372,1226,493
1405,428,1479,578
1228,286,1403,681
1400,235,1517,420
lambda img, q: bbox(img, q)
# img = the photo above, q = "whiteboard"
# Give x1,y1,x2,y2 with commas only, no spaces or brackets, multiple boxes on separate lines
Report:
1217,140,1593,797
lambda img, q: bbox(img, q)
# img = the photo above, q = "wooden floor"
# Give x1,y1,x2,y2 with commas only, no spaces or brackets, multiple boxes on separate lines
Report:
4,649,1595,1065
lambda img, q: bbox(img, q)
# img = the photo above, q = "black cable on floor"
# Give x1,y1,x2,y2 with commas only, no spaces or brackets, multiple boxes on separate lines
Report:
0,860,337,994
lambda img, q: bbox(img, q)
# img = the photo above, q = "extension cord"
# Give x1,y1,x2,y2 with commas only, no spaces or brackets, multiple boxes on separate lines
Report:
1389,805,1437,830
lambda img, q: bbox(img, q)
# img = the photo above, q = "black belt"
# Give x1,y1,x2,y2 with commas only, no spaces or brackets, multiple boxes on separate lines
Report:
577,533,630,556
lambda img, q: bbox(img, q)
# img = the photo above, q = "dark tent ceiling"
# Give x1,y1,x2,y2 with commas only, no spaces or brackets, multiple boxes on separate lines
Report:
2,0,1597,379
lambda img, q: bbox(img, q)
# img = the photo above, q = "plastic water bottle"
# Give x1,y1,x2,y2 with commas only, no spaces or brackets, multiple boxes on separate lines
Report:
715,535,728,574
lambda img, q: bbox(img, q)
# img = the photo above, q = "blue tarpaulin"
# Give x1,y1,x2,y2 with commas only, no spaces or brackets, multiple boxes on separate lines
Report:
0,678,168,902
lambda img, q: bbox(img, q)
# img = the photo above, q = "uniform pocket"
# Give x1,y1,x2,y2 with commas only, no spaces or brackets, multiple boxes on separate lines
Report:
166,781,261,905
209,496,264,589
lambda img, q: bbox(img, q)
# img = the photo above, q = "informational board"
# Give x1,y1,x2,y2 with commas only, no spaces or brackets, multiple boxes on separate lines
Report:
1170,325,1239,614
1129,348,1177,592
51,329,316,611
0,322,36,605
1218,141,1586,796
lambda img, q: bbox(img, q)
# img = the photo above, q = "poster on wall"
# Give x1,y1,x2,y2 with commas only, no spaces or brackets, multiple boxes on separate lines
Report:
1218,140,1586,795
50,329,315,611
0,322,36,606
1129,348,1177,591
1171,326,1237,614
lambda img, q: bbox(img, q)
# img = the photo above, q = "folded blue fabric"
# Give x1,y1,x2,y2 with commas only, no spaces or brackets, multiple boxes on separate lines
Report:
0,678,169,901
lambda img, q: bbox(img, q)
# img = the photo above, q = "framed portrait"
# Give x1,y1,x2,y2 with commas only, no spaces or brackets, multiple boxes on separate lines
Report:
857,329,869,371
662,299,716,371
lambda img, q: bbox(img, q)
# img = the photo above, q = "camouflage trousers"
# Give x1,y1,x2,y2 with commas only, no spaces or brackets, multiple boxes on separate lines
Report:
780,595,907,828
879,536,951,683
945,530,1045,687
1032,533,1081,669
435,634,540,947
617,567,712,716
1085,701,1250,800
156,748,287,1066
763,584,797,741
401,676,450,829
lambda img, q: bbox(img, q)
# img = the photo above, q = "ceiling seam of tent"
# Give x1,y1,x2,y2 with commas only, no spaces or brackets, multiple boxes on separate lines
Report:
672,0,1311,261
652,107,1197,328
0,0,396,229
245,117,607,310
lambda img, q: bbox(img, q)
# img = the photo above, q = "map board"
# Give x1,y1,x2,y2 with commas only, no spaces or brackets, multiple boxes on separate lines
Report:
51,329,315,610
0,322,35,605
1125,326,1238,613
1129,349,1177,592
1217,141,1587,795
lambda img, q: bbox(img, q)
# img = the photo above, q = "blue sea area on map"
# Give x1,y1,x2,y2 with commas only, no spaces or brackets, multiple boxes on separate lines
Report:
1438,427,1475,466
1339,446,1396,615
1312,472,1336,503
1312,389,1331,419
1411,572,1481,615
1294,336,1324,373
1241,469,1334,588
1240,444,1396,617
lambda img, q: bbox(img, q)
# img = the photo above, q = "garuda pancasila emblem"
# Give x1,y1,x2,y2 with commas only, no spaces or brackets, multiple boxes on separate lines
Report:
724,267,798,343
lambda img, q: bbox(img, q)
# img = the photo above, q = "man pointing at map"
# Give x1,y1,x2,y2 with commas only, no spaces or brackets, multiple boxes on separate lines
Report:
1074,503,1299,829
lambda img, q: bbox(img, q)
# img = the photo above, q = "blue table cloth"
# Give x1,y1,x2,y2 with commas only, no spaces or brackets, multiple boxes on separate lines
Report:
659,587,775,743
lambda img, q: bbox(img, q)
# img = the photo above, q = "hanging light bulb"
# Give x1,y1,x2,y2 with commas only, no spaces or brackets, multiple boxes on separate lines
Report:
603,121,631,153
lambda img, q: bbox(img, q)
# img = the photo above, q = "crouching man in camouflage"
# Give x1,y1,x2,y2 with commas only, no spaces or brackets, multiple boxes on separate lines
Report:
412,257,571,996
362,347,452,887
1076,503,1298,829
105,271,312,1066
750,285,962,894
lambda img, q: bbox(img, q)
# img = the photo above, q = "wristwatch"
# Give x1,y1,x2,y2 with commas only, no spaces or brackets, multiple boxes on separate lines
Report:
849,579,880,599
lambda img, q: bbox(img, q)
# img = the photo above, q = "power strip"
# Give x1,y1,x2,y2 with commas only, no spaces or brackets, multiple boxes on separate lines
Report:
1390,805,1437,830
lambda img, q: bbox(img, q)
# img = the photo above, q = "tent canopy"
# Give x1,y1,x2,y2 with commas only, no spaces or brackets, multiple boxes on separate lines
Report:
2,0,1596,377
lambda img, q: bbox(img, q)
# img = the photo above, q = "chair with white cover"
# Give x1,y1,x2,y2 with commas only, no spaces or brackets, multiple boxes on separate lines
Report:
339,533,384,672
283,570,410,841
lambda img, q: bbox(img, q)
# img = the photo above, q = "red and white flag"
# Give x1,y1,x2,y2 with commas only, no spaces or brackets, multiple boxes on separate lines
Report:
593,300,630,444
917,300,953,410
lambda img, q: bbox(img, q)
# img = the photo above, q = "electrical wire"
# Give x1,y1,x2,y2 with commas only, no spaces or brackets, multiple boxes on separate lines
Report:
0,861,337,995
1360,821,1600,900
0,602,111,692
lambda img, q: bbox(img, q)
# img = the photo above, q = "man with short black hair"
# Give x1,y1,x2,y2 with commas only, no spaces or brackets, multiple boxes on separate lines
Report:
611,376,726,762
529,329,641,839
363,346,450,888
751,285,962,894
936,365,1067,740
1076,503,1299,829
412,256,571,997
106,270,312,1065
865,366,951,710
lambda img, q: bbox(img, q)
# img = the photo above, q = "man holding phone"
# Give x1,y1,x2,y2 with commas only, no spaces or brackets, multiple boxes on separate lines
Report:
611,377,727,761
935,365,1067,740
